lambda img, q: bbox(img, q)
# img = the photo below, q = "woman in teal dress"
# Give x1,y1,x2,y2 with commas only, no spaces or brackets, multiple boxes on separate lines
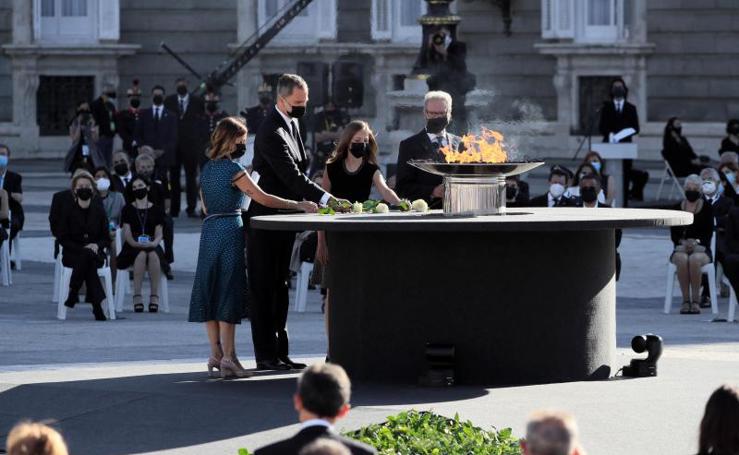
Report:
189,116,317,379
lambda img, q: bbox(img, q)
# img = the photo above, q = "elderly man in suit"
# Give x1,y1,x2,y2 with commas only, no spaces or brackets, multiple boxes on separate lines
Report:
246,74,345,371
395,90,463,209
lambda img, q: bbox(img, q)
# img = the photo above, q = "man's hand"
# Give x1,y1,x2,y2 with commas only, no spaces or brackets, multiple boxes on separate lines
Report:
432,184,445,199
85,244,99,254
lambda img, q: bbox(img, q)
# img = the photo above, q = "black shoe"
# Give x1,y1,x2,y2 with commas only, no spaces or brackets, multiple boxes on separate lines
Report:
256,359,292,371
700,295,712,308
166,271,174,280
92,305,107,321
279,357,306,370
64,292,78,309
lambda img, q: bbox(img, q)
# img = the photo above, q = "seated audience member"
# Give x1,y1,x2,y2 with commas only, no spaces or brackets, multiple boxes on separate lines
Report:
0,183,8,250
506,175,530,208
699,168,734,307
662,117,706,177
0,145,24,256
254,363,376,455
719,119,739,155
581,151,616,206
520,410,584,455
49,169,103,258
570,163,606,204
93,167,125,229
57,171,110,321
300,439,351,455
529,167,576,208
697,384,739,455
577,173,622,279
717,154,739,203
6,421,68,455
117,176,169,313
111,150,133,193
720,207,739,305
670,174,714,315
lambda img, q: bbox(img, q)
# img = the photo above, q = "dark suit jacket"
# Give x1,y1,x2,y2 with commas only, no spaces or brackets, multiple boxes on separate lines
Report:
2,170,23,230
56,199,110,262
248,108,325,218
709,195,734,257
725,207,739,254
254,425,376,455
164,94,208,159
90,97,116,138
395,130,463,207
529,193,576,208
599,100,639,143
115,108,140,153
134,107,178,167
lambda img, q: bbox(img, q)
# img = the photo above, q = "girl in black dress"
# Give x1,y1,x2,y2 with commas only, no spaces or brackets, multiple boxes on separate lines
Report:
315,120,403,359
117,176,166,313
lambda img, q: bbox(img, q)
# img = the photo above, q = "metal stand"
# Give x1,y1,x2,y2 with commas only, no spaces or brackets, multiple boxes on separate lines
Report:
443,176,505,216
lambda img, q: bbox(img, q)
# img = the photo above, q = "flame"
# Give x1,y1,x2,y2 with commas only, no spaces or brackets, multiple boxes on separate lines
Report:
439,128,508,163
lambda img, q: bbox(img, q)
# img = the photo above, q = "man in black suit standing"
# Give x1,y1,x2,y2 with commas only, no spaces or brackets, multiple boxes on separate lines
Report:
165,78,206,217
247,74,343,371
598,77,649,204
395,91,463,209
254,363,376,455
90,84,118,168
134,85,178,185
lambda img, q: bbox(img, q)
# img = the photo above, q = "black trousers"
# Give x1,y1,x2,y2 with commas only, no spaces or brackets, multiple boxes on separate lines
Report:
62,250,105,306
169,153,199,216
622,159,649,204
163,215,174,264
722,253,739,298
246,225,296,362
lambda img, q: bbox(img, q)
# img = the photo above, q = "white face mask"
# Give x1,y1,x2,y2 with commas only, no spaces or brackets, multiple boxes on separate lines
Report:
96,177,111,191
702,180,717,196
549,183,565,198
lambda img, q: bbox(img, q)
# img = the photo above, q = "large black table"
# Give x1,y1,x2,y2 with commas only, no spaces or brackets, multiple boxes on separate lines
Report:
251,208,691,386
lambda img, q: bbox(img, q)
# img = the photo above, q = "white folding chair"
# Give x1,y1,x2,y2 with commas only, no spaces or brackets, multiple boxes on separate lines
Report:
292,261,313,313
655,160,686,201
664,261,718,314
52,243,62,302
56,263,116,321
0,235,11,286
721,276,737,322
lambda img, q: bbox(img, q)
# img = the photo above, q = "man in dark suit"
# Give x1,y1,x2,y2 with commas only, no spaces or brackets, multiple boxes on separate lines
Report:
115,79,143,155
700,167,734,306
575,173,622,280
165,78,206,217
90,84,118,168
247,74,343,371
111,151,133,194
0,145,23,252
255,363,376,455
395,91,463,209
134,85,178,188
598,77,649,203
529,166,577,207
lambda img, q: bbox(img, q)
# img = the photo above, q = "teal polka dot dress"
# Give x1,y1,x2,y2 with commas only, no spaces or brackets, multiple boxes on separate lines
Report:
189,159,247,324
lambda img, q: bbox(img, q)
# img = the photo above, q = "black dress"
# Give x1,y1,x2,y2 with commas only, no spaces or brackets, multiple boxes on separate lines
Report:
719,137,739,155
663,134,700,177
670,201,714,261
116,203,168,271
326,158,379,202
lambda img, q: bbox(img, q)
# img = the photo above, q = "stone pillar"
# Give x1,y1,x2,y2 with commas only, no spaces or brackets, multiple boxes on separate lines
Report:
237,0,258,43
11,56,39,148
99,0,121,42
12,0,33,45
236,0,259,112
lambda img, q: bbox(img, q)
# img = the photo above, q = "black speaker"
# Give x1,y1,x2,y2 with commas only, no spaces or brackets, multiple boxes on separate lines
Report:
332,61,364,108
297,62,329,107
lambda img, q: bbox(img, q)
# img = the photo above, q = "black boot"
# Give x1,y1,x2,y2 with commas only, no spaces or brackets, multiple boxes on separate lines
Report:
92,304,107,321
64,291,78,309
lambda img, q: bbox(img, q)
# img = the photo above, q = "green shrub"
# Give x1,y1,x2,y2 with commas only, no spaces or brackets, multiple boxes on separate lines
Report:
344,410,521,455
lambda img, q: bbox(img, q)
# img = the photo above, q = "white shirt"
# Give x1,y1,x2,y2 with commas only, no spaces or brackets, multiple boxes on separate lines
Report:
178,93,189,113
152,105,162,120
275,106,331,206
614,99,624,113
121,172,132,186
427,131,448,146
546,192,559,208
301,419,333,430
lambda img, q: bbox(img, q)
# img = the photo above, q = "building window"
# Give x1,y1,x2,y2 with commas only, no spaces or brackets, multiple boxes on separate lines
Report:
541,0,631,43
257,0,336,43
372,0,425,43
37,76,94,136
37,0,97,43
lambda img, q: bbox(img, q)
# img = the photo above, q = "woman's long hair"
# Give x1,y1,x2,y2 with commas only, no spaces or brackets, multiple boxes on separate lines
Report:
572,162,598,187
699,384,739,455
326,120,378,165
582,150,607,176
208,116,248,160
663,116,680,149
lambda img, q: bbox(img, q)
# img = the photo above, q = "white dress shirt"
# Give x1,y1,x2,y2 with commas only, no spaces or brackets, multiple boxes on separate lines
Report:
427,131,448,146
300,419,333,430
614,99,624,113
152,105,162,120
178,94,189,114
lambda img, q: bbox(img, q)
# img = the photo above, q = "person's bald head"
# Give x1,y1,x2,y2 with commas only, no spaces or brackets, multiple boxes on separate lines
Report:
521,410,582,455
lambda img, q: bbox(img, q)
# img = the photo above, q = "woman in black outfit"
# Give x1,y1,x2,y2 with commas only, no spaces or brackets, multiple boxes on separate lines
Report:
719,119,739,155
670,174,714,315
662,117,704,177
58,171,111,321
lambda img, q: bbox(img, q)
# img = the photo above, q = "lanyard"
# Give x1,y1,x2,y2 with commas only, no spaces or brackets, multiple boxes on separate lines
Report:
136,207,148,235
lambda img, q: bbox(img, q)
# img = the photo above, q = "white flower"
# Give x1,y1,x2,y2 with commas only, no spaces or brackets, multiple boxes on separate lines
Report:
374,203,389,214
412,199,429,212
351,202,363,213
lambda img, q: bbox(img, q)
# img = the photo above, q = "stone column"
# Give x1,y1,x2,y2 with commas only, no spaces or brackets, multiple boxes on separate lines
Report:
12,0,33,44
12,55,39,148
236,0,259,112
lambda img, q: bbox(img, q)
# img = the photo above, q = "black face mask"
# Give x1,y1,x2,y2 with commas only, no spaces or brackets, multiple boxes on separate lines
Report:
152,95,164,106
106,91,116,99
133,188,148,200
349,142,368,159
581,187,598,204
685,190,701,202
76,188,93,201
206,102,218,113
176,85,188,96
287,104,306,119
611,86,626,99
114,163,129,176
231,143,246,160
506,186,518,200
729,125,739,135
259,96,272,105
130,98,141,109
673,126,682,135
426,116,449,135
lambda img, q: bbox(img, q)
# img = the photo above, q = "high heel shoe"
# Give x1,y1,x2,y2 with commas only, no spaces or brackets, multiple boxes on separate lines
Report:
133,294,144,313
220,357,253,379
207,357,222,378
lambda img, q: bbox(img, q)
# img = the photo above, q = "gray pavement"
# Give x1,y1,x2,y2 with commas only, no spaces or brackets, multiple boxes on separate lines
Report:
1,160,739,454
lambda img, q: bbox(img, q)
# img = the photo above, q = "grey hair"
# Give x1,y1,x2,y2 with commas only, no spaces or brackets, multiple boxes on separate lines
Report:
720,151,739,166
525,410,579,455
277,74,308,98
684,174,702,189
700,167,720,182
424,90,452,112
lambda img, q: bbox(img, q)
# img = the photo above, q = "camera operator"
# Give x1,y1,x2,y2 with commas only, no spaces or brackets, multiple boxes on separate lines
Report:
65,101,105,174
310,98,350,177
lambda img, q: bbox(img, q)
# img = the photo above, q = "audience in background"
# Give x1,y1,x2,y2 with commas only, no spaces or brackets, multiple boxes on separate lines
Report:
5,421,68,455
133,85,177,186
89,83,118,168
720,207,739,307
520,409,584,455
117,176,168,313
569,163,606,204
505,175,530,207
670,174,714,315
529,166,575,207
662,117,706,177
111,151,133,193
115,79,143,156
576,174,606,208
57,171,110,321
581,151,615,206
0,144,23,259
0,180,8,250
699,167,734,307
719,119,739,156
254,363,376,455
94,167,125,229
65,101,102,174
698,384,739,455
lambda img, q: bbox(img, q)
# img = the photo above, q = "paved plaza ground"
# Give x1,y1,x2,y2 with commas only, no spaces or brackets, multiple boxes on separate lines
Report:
1,159,739,454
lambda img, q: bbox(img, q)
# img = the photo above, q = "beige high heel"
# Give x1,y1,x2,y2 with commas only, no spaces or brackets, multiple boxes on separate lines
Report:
220,357,253,379
207,357,221,378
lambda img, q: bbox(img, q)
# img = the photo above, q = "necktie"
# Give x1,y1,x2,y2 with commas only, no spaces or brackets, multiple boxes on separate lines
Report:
153,108,159,131
179,99,185,118
290,122,299,142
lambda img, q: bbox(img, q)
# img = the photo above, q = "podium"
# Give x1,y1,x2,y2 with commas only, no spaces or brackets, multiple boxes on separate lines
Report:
591,143,638,208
